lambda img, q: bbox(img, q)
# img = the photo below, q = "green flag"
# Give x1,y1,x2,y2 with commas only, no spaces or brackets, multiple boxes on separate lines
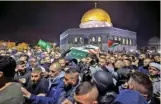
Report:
38,40,51,50
70,47,88,59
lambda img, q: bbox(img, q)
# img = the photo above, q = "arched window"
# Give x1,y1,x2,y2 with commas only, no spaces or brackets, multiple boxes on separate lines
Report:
74,37,77,42
126,38,129,45
118,37,121,41
129,39,132,46
98,36,102,42
114,36,117,41
80,37,83,43
122,38,125,45
92,37,96,42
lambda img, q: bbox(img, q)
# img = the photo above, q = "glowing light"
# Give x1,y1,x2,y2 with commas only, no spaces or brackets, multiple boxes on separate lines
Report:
130,49,134,52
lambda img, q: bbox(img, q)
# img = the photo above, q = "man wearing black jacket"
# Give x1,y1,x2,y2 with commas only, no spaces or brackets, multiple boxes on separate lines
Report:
14,61,31,88
26,67,49,96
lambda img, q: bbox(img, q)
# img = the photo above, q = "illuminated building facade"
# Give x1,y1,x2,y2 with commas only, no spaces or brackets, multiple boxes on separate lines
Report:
60,7,137,52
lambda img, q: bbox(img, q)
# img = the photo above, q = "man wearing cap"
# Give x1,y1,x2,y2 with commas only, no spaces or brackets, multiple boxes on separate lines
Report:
148,62,160,99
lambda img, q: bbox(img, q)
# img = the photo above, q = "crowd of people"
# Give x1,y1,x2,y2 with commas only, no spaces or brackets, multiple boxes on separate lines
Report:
0,45,160,104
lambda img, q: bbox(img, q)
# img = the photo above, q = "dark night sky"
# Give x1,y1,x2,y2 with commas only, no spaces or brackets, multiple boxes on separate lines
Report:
0,1,160,47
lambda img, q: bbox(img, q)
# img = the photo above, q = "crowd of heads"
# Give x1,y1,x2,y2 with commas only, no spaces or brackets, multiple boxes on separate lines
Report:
0,45,160,104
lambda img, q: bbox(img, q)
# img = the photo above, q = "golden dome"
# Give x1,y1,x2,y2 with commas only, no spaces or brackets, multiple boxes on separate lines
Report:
81,8,112,25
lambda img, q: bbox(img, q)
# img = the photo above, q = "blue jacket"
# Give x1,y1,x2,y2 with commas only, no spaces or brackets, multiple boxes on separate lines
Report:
28,71,65,104
114,89,147,104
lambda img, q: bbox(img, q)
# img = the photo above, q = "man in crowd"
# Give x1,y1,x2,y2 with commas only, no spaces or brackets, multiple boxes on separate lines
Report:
153,54,160,64
108,56,116,69
26,67,49,95
148,62,160,102
21,62,65,104
138,58,152,74
59,58,66,69
123,59,134,70
98,58,108,71
58,68,80,104
28,57,46,73
14,61,31,88
0,56,24,104
86,53,100,75
40,56,51,72
138,53,146,66
28,57,38,71
74,81,99,104
127,72,153,103
92,70,117,104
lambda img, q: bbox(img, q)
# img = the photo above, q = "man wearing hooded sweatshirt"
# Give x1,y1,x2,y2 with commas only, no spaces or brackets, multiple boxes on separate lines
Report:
21,62,65,104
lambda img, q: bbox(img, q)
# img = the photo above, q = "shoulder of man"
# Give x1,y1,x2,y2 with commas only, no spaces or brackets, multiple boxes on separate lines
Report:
1,97,24,104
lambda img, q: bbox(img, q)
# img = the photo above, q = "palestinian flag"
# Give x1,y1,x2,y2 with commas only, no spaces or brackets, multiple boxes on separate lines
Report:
108,40,120,48
83,45,99,54
69,45,100,59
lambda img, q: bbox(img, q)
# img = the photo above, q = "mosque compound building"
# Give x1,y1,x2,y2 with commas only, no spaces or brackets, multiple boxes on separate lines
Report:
60,5,137,52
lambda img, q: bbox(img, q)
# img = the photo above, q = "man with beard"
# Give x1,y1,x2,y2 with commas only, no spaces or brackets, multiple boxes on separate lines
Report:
14,61,31,88
58,58,66,69
21,62,65,104
153,54,160,64
123,59,134,70
85,53,100,75
40,56,51,72
57,68,80,104
98,58,116,76
138,54,146,67
107,57,116,70
99,58,108,70
138,58,151,74
26,67,48,96
148,62,160,103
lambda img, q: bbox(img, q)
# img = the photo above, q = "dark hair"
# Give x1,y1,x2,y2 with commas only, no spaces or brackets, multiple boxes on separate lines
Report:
20,55,29,61
75,81,97,96
65,67,79,79
0,56,16,78
87,53,99,65
130,72,153,100
65,67,78,74
17,61,26,65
